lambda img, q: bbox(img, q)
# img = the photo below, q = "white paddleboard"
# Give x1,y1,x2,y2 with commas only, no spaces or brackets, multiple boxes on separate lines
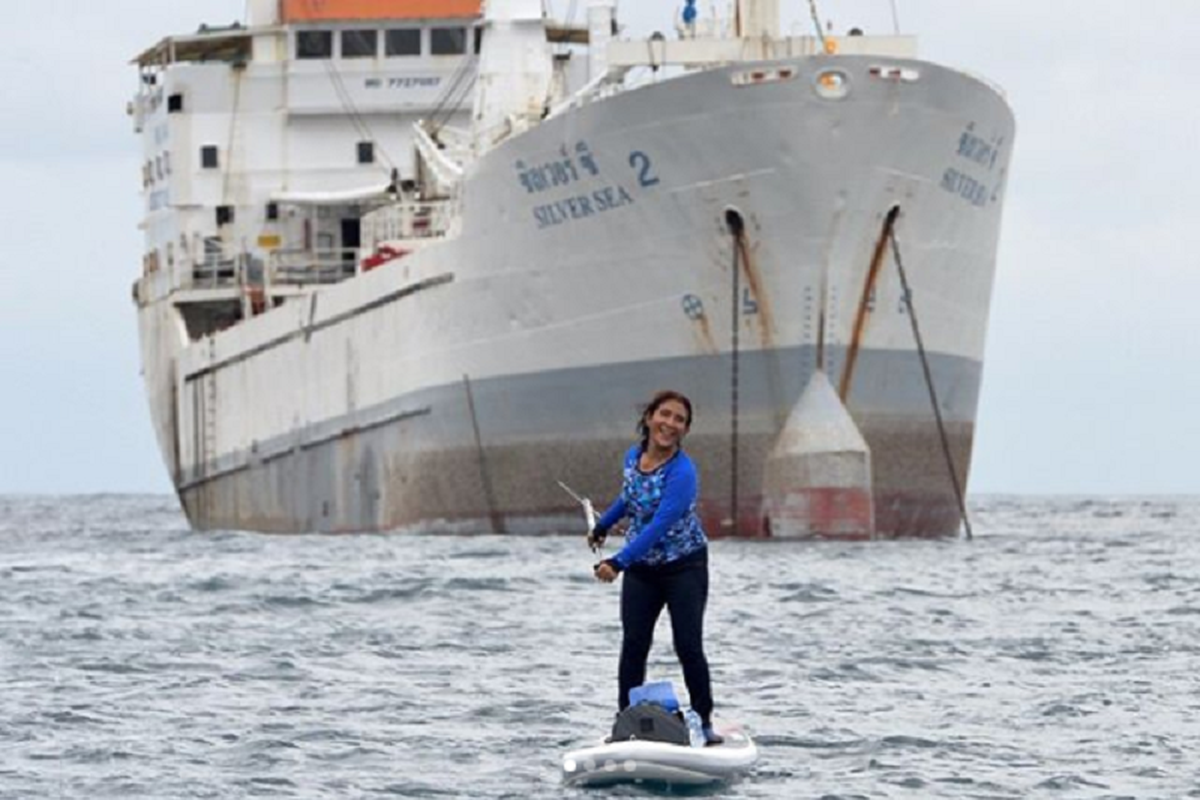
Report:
562,726,757,787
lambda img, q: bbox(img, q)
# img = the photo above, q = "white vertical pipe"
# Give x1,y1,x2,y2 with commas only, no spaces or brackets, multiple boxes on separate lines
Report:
247,0,280,26
587,0,616,81
472,0,553,152
736,0,779,40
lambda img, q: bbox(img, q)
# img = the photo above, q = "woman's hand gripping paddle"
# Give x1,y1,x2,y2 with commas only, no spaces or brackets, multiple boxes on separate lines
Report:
556,481,602,553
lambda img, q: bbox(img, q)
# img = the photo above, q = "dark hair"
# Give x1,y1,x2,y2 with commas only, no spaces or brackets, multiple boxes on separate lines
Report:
638,390,694,450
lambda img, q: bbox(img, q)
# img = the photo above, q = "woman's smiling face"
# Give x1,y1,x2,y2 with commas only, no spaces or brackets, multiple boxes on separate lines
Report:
646,399,690,451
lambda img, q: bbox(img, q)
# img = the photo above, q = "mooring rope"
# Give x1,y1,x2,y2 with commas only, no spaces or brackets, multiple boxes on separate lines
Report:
888,217,974,540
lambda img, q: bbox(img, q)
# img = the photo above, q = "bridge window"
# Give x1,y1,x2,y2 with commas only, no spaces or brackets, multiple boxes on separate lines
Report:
200,145,219,169
431,27,468,55
168,93,184,113
297,30,333,59
341,30,377,58
357,141,375,165
386,29,422,56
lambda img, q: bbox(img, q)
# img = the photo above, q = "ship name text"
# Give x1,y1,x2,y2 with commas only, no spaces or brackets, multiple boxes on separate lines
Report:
525,146,664,229
940,168,990,208
533,185,635,229
957,123,1003,171
942,122,1006,208
516,141,600,194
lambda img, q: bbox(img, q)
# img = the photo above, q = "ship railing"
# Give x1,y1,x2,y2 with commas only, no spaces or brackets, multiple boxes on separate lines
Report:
547,68,628,119
189,253,241,288
183,246,371,292
268,248,358,286
413,122,466,196
425,124,473,169
362,200,454,246
184,251,266,296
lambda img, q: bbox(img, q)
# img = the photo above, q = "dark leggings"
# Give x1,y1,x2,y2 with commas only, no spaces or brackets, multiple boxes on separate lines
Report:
618,553,714,724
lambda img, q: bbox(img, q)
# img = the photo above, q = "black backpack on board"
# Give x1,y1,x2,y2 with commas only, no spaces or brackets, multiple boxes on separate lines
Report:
610,703,690,745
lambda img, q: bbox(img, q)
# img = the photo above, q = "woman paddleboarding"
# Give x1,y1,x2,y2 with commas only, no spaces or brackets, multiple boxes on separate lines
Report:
591,390,723,746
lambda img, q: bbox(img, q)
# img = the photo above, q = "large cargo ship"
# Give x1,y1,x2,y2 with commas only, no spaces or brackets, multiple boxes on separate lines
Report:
129,0,1014,537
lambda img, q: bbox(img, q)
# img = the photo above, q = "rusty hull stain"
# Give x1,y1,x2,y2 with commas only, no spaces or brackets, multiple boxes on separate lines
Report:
840,207,900,402
737,237,776,349
691,311,718,354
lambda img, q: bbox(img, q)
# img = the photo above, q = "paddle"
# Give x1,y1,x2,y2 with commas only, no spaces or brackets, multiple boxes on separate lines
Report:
556,480,602,553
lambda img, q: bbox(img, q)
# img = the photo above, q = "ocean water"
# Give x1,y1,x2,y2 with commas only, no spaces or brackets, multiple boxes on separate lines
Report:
1,495,1198,799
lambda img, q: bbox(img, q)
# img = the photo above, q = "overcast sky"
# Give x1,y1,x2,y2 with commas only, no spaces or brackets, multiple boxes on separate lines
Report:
0,1,1196,496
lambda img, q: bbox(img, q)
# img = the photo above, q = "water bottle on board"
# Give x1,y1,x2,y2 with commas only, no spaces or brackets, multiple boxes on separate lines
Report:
683,708,704,748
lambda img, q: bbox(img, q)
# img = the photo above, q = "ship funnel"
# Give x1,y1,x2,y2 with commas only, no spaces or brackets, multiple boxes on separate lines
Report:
760,369,875,539
472,0,554,153
246,0,280,26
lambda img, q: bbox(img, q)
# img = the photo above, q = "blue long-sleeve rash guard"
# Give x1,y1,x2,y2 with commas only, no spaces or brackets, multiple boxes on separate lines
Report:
595,445,708,570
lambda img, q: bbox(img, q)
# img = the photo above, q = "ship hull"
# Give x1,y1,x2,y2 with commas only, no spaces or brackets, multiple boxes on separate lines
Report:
175,345,980,537
144,56,1015,537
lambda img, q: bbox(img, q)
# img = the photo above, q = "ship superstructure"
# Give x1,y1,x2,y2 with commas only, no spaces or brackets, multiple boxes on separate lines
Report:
130,0,1014,537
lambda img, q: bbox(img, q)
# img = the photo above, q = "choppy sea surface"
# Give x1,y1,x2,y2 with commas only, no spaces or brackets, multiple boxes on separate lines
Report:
2,495,1199,799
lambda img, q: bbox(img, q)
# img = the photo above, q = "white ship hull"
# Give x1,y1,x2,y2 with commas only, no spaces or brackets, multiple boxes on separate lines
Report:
137,53,1014,537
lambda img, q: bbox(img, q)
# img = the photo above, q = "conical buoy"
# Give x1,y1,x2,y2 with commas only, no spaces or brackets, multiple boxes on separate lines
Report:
760,370,875,539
